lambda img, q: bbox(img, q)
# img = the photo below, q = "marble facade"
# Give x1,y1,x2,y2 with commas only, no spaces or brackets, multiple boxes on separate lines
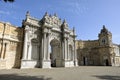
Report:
21,12,78,68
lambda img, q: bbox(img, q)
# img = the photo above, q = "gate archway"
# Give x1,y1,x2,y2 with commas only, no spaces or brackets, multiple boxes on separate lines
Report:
50,39,61,67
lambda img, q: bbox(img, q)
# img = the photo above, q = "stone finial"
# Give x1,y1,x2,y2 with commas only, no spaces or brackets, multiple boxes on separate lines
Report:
63,19,66,23
73,26,76,37
26,11,30,16
73,27,75,33
22,19,25,25
26,11,30,21
102,25,108,32
103,25,106,29
45,12,49,16
62,19,68,28
49,14,52,17
54,13,57,17
100,25,111,35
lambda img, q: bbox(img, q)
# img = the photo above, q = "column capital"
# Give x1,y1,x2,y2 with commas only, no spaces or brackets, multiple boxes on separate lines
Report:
42,32,47,34
73,39,76,42
25,25,29,31
47,32,51,35
63,36,69,40
66,37,69,40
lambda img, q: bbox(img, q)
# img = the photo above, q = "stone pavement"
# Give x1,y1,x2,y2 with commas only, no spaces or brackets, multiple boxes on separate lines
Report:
0,66,120,80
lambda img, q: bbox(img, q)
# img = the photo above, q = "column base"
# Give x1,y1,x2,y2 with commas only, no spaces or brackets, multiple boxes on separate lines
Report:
40,60,51,68
62,60,75,67
0,59,6,69
20,59,39,69
56,59,62,67
74,60,78,66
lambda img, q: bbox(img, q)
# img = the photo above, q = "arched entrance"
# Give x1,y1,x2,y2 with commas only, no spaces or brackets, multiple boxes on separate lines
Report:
83,57,87,66
103,56,109,66
105,59,109,66
50,39,61,67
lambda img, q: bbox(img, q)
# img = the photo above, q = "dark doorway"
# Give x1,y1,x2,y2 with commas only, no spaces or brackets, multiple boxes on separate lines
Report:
105,59,109,66
50,39,61,67
50,53,56,67
51,58,56,67
83,57,86,65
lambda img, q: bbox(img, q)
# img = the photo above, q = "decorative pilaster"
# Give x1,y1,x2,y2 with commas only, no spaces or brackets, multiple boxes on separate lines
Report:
22,27,28,60
3,43,7,59
62,40,65,60
43,32,47,60
41,35,44,60
74,40,78,66
64,38,67,60
27,42,32,60
67,38,69,60
46,33,50,60
40,28,51,68
40,32,47,60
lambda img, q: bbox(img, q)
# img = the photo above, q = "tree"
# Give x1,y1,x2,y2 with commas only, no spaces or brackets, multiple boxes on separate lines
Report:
3,0,14,2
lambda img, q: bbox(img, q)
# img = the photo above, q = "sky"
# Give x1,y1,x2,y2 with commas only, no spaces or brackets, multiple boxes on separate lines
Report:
0,0,120,44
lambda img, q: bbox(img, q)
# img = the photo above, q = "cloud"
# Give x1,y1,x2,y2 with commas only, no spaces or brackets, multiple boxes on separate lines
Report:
0,11,10,15
0,2,22,24
65,0,88,15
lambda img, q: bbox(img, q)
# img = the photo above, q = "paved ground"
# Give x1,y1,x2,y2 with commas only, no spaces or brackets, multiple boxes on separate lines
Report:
0,66,120,80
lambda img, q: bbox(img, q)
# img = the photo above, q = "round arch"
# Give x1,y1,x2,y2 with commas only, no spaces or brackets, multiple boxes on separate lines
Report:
50,39,61,67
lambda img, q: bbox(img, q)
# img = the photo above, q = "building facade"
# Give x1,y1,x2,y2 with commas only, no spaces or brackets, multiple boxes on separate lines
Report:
0,22,23,69
0,12,120,69
76,26,120,66
21,12,78,68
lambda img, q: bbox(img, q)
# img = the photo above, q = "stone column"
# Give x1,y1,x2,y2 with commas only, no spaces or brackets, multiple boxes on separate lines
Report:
67,38,69,60
40,32,46,60
74,40,76,60
64,38,67,60
43,32,46,60
3,43,7,59
40,35,43,60
22,29,28,60
47,33,50,60
40,28,51,68
72,48,74,60
62,40,64,60
27,41,32,60
74,40,78,66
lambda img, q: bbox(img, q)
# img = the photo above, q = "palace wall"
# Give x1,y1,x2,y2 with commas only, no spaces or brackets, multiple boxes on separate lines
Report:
76,26,120,66
76,40,100,66
0,22,23,69
76,40,99,49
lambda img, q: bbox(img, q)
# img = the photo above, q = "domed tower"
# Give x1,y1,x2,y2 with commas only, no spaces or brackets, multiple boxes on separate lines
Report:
98,25,112,47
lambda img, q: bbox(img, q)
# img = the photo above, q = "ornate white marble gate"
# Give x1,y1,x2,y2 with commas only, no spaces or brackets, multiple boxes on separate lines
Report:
21,12,78,68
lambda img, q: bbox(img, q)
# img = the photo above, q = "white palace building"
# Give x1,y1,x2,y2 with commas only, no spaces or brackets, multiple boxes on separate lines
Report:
21,12,78,68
